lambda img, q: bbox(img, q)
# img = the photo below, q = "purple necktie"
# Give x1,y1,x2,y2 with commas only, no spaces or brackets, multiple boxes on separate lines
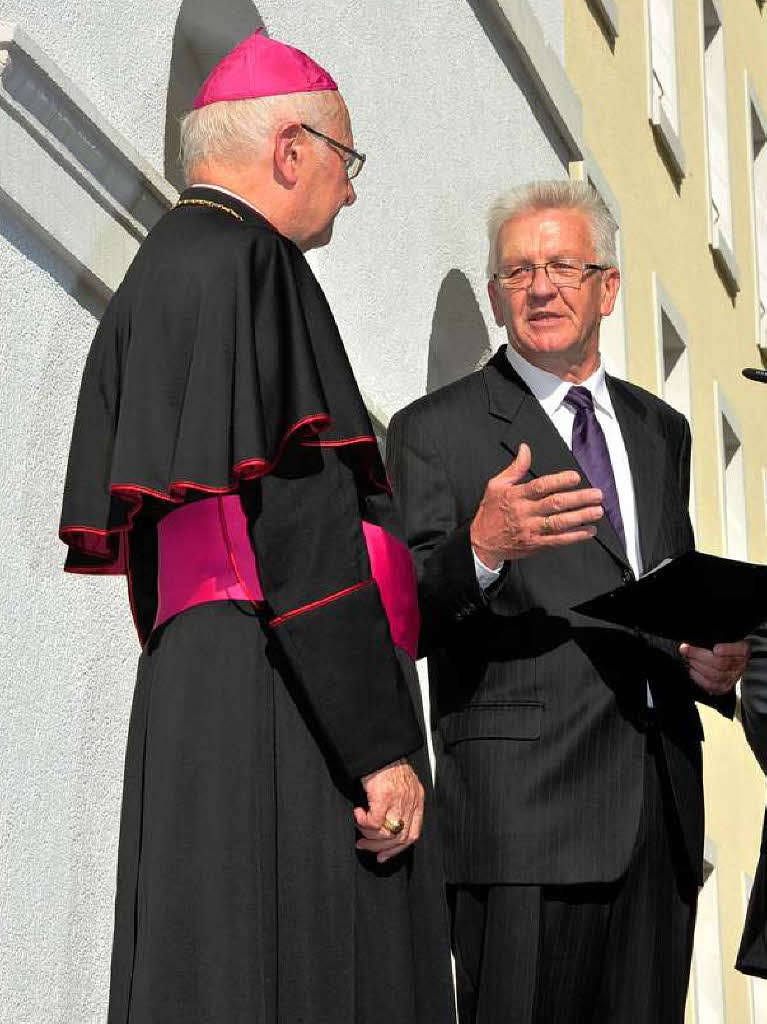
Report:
564,386,626,551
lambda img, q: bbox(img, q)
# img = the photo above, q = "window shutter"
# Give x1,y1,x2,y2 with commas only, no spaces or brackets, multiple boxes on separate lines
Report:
650,0,678,127
704,18,733,246
754,141,767,335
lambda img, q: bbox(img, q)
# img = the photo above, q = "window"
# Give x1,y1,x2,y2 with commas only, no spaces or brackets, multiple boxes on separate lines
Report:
716,388,748,560
649,0,679,128
647,0,686,176
692,840,726,1023
584,161,627,377
702,0,739,290
654,277,696,527
748,87,767,350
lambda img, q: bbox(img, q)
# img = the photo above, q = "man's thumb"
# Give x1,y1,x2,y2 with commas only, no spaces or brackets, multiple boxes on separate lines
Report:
499,442,532,483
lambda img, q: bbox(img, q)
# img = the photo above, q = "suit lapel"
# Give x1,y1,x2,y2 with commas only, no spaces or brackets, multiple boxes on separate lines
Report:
606,376,665,571
483,350,629,568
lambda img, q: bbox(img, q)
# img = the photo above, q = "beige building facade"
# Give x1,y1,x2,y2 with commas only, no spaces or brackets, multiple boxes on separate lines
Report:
565,1,767,1020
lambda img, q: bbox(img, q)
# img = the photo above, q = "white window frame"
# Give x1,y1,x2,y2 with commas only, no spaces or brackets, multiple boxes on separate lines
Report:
699,0,740,293
714,383,749,560
745,75,767,352
692,838,726,1024
646,0,686,178
570,154,628,378
653,275,696,530
743,871,767,1023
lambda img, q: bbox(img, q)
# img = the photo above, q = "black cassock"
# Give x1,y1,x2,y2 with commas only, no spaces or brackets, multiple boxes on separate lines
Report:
60,187,455,1024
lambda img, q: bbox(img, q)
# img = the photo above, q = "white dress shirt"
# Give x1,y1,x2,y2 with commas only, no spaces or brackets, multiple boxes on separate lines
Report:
472,345,652,703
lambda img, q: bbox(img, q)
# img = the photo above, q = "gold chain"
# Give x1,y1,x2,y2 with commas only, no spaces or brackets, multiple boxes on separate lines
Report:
174,198,243,222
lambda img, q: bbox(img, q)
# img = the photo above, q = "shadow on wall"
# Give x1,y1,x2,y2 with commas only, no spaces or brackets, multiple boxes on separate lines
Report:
164,0,266,191
426,269,494,394
0,201,108,320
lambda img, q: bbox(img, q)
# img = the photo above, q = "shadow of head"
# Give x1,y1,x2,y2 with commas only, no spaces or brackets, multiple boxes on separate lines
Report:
427,269,493,394
164,0,266,191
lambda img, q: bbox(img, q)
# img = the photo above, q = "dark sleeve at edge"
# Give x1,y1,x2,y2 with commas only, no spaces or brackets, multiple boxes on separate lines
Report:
240,442,422,780
386,408,490,644
742,626,767,774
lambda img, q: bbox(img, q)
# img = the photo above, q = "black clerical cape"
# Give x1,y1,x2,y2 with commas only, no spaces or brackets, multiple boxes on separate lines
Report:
59,187,454,1024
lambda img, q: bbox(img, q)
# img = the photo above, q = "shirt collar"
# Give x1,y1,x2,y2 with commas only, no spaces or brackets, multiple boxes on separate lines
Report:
188,183,263,217
504,343,614,419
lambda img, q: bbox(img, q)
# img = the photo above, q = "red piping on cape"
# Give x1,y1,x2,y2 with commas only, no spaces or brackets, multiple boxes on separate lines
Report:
60,414,389,566
270,579,375,627
301,434,376,447
301,435,392,495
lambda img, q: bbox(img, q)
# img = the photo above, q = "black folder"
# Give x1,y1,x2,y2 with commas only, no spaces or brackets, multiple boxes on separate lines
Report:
573,550,767,648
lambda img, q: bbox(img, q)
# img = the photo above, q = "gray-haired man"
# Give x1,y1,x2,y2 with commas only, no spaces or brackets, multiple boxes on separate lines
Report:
387,180,749,1023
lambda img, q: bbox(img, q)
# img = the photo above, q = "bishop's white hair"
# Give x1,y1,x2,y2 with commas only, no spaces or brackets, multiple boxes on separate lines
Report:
179,90,344,183
486,180,618,276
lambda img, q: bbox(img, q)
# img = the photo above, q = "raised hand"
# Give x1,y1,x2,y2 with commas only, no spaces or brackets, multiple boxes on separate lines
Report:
470,442,604,569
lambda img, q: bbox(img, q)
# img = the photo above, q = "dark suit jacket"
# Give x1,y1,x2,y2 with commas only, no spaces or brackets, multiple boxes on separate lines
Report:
387,348,734,888
737,626,767,976
742,627,767,774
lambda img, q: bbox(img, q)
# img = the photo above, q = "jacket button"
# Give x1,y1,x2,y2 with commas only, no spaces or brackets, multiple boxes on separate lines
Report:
622,567,634,584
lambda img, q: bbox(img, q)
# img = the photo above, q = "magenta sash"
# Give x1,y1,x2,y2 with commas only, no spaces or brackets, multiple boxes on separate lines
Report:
155,495,420,658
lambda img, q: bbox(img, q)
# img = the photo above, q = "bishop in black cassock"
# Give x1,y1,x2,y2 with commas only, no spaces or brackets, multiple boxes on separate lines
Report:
59,31,454,1024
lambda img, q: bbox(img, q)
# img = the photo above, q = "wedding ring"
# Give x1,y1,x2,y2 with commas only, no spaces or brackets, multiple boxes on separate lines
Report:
382,817,405,836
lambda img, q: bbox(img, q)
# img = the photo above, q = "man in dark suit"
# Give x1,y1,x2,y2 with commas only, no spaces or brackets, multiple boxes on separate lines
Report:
737,626,767,976
387,181,750,1023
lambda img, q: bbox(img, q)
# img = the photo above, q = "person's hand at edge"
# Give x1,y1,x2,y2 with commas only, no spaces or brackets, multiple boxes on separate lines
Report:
354,758,424,864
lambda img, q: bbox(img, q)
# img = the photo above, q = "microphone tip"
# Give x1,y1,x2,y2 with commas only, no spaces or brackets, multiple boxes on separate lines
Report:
742,367,767,383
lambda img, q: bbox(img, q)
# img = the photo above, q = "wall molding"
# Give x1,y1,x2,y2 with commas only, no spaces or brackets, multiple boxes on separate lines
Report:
0,23,177,298
479,0,585,161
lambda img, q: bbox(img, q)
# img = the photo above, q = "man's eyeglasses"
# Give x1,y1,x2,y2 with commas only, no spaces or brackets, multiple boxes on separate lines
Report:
300,124,366,180
494,260,606,291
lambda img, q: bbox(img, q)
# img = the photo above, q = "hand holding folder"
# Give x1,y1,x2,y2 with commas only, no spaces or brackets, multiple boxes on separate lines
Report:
573,550,767,649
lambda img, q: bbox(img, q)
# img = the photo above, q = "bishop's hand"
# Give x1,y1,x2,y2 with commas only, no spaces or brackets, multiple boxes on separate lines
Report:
354,759,424,864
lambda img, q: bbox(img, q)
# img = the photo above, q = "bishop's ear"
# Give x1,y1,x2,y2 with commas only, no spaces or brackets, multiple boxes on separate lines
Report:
273,123,303,187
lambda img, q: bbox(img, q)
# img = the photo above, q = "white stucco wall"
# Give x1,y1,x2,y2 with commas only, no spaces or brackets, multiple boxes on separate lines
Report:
0,2,568,1020
0,212,130,1024
260,0,570,411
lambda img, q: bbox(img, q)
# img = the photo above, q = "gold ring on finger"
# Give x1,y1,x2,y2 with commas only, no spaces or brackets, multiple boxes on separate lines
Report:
382,817,405,836
542,515,552,535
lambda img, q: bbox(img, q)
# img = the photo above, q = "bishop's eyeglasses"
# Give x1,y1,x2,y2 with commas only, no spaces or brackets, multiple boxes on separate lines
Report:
494,259,606,291
300,123,366,180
